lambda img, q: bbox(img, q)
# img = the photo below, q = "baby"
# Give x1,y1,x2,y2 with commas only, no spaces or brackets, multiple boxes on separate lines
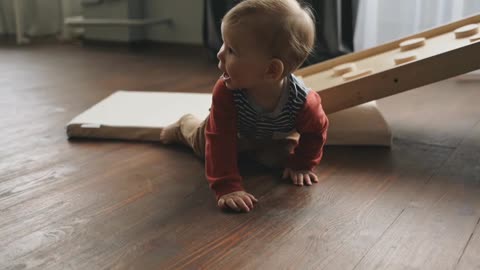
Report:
161,0,329,212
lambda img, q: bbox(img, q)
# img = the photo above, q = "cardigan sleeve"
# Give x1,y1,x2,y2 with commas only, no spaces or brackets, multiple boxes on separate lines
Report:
287,91,329,171
205,79,245,200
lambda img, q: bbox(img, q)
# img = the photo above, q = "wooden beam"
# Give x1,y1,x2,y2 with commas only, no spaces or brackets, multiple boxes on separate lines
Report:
319,41,480,114
295,14,480,114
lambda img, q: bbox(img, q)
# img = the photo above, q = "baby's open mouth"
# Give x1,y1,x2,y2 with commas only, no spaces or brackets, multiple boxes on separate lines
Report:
221,72,231,81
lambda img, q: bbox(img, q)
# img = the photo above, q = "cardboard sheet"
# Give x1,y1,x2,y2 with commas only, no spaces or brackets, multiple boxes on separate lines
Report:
67,91,391,146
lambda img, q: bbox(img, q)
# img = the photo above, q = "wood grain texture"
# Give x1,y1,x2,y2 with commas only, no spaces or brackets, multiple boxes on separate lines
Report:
1,39,480,270
448,122,480,270
295,15,480,114
353,121,480,270
456,219,480,270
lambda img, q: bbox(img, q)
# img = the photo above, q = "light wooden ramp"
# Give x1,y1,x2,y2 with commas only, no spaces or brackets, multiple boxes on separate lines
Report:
296,14,480,114
67,91,392,146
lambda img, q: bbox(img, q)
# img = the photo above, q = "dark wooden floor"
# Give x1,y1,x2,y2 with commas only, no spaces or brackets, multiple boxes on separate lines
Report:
1,40,479,270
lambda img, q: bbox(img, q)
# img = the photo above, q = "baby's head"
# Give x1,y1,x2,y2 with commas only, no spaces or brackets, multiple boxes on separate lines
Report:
218,0,315,89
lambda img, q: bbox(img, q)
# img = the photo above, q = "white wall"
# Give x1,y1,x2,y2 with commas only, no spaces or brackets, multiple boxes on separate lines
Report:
62,0,83,18
79,0,204,44
0,0,18,34
82,0,132,42
0,0,81,36
0,0,204,44
145,0,203,45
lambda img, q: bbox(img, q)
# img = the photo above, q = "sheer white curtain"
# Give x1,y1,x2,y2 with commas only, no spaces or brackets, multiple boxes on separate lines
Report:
354,0,480,50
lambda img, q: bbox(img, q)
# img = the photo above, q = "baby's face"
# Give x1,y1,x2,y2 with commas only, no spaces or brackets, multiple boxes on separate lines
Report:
217,22,271,90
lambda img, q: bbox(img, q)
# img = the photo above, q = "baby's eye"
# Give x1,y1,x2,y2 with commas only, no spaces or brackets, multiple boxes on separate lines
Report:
227,47,234,54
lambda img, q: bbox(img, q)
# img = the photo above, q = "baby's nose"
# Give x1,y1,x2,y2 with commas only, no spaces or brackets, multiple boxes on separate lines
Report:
217,44,225,61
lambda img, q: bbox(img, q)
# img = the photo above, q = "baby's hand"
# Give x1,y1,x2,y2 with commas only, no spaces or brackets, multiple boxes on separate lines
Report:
282,168,319,186
218,191,258,212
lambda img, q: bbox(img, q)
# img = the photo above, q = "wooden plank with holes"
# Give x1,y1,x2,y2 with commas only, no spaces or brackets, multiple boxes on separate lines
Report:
295,14,480,114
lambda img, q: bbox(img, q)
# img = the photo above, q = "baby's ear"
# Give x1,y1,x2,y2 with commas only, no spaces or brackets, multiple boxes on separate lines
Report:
266,59,284,80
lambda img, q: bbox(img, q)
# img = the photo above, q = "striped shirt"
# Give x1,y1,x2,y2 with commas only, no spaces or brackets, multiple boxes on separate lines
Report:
232,74,309,139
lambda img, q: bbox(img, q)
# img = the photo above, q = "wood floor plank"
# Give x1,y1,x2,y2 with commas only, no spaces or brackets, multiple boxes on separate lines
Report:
456,218,480,270
0,147,207,268
116,143,451,270
2,155,280,269
452,121,480,270
0,42,220,269
353,121,480,270
1,145,157,243
1,142,128,209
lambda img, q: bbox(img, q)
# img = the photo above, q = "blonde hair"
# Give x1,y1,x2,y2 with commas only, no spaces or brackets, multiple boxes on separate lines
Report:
223,0,315,76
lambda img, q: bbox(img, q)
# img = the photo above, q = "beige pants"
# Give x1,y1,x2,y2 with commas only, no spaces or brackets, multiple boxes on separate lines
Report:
174,114,299,169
